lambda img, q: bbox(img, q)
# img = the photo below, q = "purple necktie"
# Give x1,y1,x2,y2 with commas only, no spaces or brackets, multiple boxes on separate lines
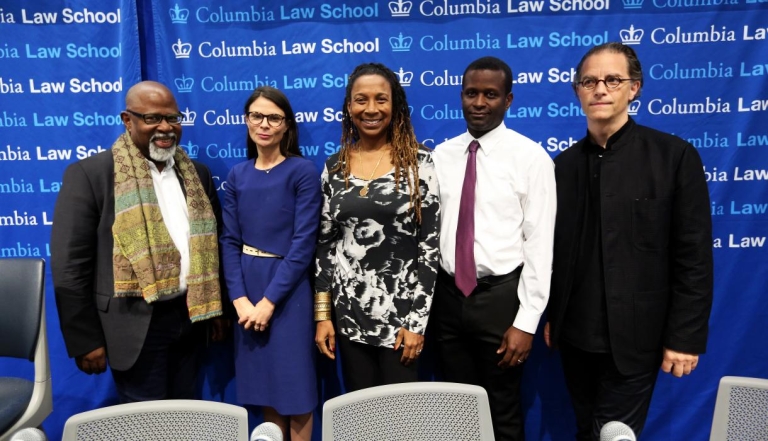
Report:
455,140,479,297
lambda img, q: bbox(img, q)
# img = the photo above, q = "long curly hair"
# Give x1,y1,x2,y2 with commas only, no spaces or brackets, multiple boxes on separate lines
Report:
332,63,423,223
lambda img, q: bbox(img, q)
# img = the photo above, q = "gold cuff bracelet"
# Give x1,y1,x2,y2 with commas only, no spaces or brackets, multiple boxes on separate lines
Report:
314,292,332,321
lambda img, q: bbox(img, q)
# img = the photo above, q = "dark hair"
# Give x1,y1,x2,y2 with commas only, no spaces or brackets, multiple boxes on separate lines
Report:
572,42,643,100
243,86,301,159
462,56,513,95
335,63,424,223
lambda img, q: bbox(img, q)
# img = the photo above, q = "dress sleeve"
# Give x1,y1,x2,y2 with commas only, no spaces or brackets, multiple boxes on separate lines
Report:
404,153,441,334
314,163,339,294
262,161,322,305
219,165,247,302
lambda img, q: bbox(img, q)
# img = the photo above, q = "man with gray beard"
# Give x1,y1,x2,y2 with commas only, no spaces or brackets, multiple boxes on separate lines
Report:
51,81,227,403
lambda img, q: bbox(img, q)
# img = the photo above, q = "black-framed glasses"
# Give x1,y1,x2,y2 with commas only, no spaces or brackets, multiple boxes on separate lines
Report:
125,109,184,125
246,111,285,127
575,76,635,90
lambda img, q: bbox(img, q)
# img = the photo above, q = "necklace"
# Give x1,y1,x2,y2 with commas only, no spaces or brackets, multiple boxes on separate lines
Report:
256,156,284,174
357,147,387,197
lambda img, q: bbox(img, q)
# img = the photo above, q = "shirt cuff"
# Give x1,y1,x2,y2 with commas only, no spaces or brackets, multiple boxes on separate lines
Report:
404,315,427,335
512,306,541,334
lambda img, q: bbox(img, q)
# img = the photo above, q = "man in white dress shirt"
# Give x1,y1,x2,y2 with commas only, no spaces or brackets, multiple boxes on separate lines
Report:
430,56,557,440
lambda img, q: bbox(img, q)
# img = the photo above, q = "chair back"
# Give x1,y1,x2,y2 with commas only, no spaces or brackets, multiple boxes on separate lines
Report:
61,400,249,441
0,258,51,441
710,376,768,441
322,382,495,441
0,258,45,360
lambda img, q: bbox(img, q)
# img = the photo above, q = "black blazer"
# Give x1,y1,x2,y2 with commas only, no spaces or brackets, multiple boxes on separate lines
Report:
548,119,713,375
51,148,221,371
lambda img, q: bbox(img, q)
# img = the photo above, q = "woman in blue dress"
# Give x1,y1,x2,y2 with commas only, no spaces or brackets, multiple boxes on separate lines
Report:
220,86,321,441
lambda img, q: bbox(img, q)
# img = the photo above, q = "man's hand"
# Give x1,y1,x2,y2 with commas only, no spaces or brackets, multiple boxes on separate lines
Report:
209,317,230,342
75,347,107,374
497,326,533,369
395,327,424,366
543,321,552,348
315,320,336,360
661,347,699,377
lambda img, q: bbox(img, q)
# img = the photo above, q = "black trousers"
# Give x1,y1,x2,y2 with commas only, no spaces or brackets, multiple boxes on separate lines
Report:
430,268,525,441
337,334,418,392
559,341,659,441
111,295,203,403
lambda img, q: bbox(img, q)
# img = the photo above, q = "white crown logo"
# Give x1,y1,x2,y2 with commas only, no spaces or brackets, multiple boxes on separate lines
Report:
620,25,644,45
180,140,199,158
175,75,194,93
389,0,412,16
622,0,644,9
172,39,192,58
389,33,413,52
628,100,641,115
169,4,190,24
180,107,197,126
396,68,413,87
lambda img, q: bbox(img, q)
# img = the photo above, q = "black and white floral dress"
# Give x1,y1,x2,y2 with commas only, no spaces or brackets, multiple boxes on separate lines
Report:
315,148,441,348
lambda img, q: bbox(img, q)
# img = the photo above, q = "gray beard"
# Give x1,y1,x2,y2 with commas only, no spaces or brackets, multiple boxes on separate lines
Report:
149,143,176,163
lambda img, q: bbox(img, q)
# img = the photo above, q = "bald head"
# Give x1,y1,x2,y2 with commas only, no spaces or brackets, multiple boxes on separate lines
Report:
120,81,182,171
125,81,177,109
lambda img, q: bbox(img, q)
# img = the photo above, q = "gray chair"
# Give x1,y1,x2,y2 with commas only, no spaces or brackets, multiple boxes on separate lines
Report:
61,400,249,441
0,258,52,441
322,382,495,441
710,376,768,441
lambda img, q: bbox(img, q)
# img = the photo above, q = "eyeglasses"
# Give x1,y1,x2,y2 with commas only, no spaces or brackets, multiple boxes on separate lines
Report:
246,111,285,127
125,109,184,125
575,76,635,90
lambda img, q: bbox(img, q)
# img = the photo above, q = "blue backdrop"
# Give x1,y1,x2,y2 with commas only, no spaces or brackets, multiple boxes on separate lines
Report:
0,1,766,440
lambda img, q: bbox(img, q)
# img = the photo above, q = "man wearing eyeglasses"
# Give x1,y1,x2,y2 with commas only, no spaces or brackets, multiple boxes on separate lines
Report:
544,43,713,439
51,81,227,403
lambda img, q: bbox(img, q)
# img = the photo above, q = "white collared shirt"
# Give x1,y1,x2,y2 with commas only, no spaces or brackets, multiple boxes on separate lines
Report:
432,122,557,333
148,157,190,296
